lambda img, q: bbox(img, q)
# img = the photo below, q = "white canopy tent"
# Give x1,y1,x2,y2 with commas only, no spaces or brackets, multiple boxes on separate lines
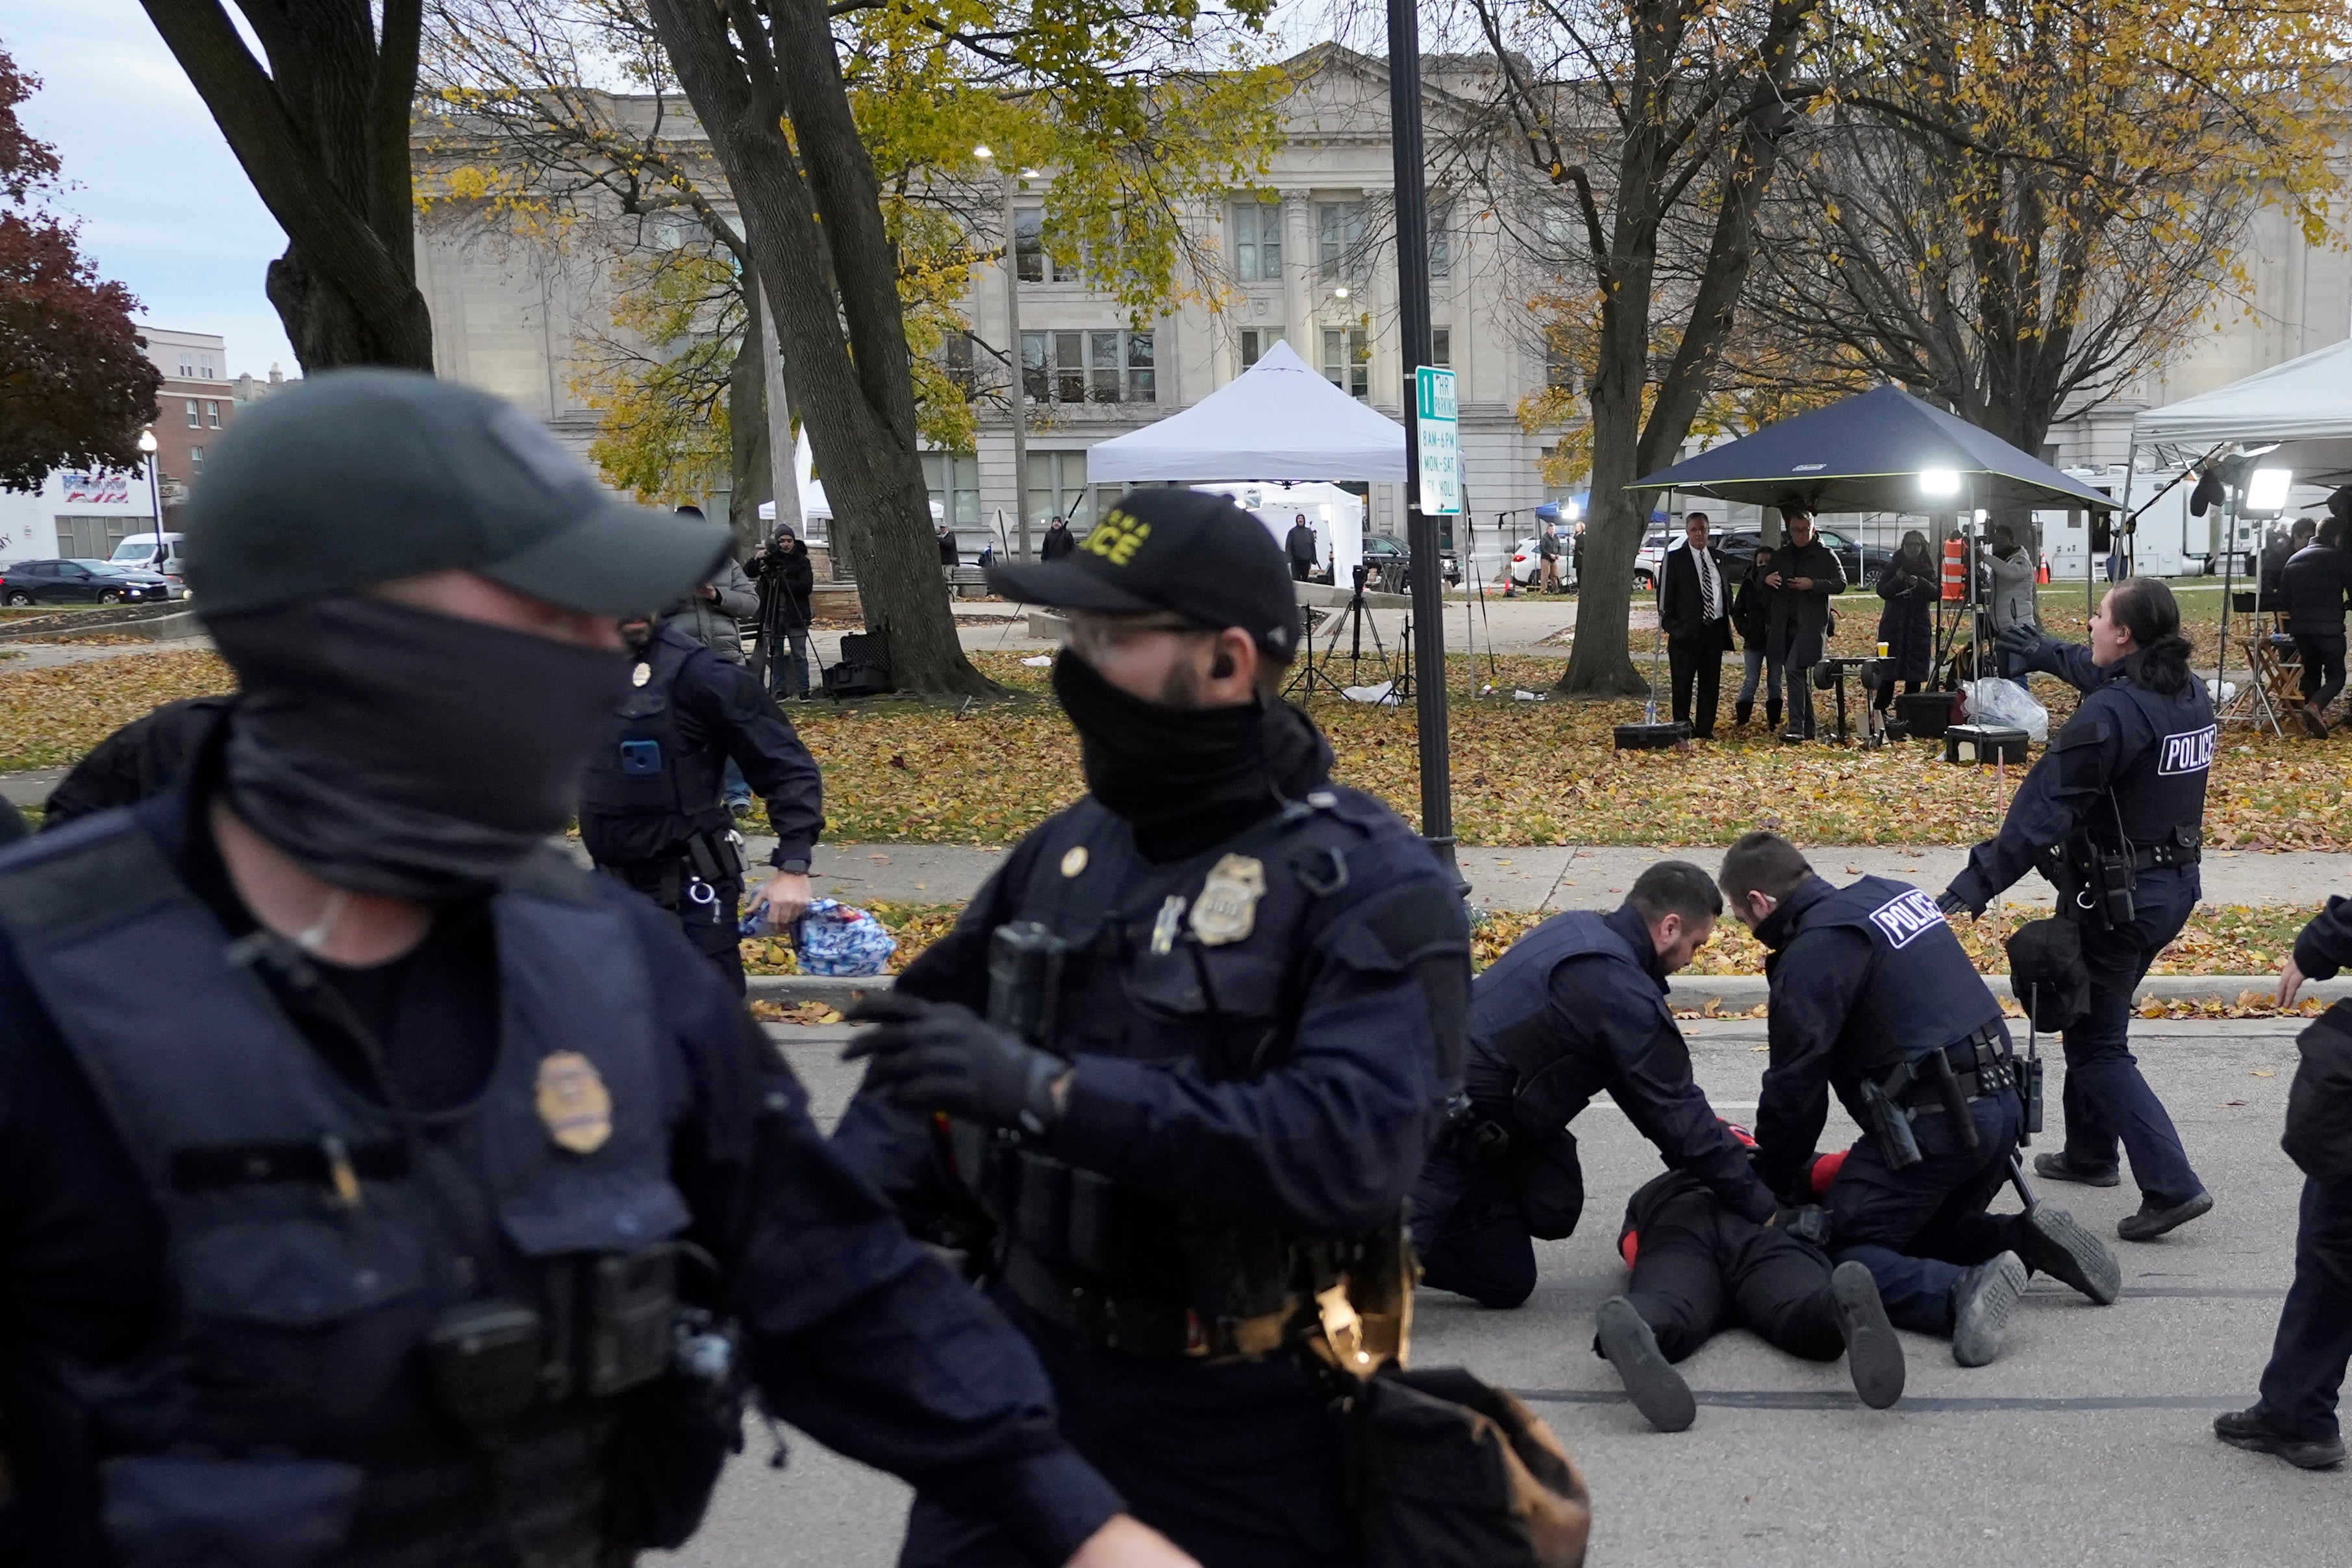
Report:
1192,479,1368,580
2127,336,2352,737
1084,340,1408,485
2129,338,2352,496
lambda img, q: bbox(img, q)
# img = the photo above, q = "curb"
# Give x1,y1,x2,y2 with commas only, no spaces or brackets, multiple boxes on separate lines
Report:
749,971,2346,1012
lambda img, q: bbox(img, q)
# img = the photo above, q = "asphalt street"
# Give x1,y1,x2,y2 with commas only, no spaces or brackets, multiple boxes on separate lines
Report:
663,1016,2338,1568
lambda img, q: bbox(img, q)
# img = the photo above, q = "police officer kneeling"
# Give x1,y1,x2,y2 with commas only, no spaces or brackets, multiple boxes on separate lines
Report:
0,372,1190,1568
831,488,1474,1567
1411,862,1777,1312
1723,832,2121,1365
1955,579,2216,1241
580,608,824,993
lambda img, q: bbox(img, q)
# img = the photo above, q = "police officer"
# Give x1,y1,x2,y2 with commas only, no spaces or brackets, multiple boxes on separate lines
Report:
0,371,1192,1568
1597,1129,1903,1432
579,607,823,993
2216,906,2352,1469
1723,832,2121,1366
831,487,1471,1567
1953,578,2216,1241
1412,861,1778,1311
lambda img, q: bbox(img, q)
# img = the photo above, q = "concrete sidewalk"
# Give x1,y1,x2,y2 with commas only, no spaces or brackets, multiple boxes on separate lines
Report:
789,840,2349,912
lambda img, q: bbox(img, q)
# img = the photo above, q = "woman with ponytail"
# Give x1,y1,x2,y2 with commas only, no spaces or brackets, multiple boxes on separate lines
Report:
1941,577,2215,1243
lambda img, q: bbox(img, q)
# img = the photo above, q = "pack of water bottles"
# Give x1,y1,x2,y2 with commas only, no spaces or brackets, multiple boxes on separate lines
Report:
739,897,897,976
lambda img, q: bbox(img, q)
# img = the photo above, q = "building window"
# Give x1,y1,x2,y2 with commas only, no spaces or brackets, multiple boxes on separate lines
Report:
1026,451,1093,529
1545,331,1577,391
1240,327,1283,369
921,452,981,529
1432,328,1451,367
1233,201,1282,282
204,400,220,428
1429,203,1453,278
943,332,977,396
189,445,203,471
178,360,193,377
1322,327,1370,401
185,398,199,428
1020,329,1155,404
1318,201,1366,283
1014,205,1066,284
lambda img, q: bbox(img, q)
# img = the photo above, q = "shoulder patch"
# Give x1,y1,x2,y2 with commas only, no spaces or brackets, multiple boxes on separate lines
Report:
1866,887,1947,949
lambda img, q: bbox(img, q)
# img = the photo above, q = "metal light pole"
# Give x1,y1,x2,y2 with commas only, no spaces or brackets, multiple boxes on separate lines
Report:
1386,0,1458,878
977,145,1034,561
137,428,162,565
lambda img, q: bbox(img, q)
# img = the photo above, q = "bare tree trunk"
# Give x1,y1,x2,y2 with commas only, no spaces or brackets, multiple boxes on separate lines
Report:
142,0,433,372
645,0,993,697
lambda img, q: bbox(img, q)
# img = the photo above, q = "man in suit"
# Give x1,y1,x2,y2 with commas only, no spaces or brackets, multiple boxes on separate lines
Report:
1659,510,1734,739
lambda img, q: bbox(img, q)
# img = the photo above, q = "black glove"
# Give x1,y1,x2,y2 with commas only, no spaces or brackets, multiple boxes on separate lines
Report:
1995,623,2057,677
1937,888,1980,922
1770,1203,1830,1247
842,993,1066,1136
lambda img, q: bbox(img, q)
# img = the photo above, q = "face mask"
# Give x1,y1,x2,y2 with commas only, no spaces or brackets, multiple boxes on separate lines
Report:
208,596,627,900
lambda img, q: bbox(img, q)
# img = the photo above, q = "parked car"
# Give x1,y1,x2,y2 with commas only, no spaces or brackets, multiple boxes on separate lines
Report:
0,558,182,606
1716,527,1888,588
109,531,188,586
1633,531,1674,591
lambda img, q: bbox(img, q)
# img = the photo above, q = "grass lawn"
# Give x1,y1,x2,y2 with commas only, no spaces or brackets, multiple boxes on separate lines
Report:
742,899,2323,987
7,641,2352,850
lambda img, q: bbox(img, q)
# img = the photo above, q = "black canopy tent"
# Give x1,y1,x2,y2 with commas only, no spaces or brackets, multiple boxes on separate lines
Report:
1627,386,2120,708
1627,384,2118,518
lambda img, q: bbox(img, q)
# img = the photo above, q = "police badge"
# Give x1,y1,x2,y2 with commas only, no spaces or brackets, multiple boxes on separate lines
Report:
1188,854,1266,946
536,1051,613,1154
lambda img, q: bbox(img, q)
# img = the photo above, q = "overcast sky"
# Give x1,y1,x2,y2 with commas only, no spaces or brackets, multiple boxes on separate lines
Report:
6,1,298,375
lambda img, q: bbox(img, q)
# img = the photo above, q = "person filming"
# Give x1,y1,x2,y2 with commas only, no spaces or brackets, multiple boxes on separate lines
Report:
1873,531,1935,715
2282,517,2352,736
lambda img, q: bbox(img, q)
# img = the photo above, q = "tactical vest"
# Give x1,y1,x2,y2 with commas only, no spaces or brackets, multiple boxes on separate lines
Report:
580,624,726,836
1468,910,1671,1117
2086,679,2214,849
0,814,694,1568
967,790,1425,1358
1780,876,2005,1080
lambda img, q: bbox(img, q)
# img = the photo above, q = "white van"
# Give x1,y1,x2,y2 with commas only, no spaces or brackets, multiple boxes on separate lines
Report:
110,532,187,584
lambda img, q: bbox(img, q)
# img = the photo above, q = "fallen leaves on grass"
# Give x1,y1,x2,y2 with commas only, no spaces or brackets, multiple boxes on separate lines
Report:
749,1000,845,1025
0,650,232,771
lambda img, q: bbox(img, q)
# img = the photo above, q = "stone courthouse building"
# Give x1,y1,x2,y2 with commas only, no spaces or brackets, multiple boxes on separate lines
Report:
412,45,2349,565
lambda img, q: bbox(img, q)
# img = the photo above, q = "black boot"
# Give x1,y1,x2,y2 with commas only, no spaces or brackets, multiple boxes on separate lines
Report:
2215,1409,2347,1469
2018,1203,2122,1304
1733,700,1753,727
1950,1252,2027,1367
1766,697,1783,732
1595,1297,1695,1432
2119,1188,2215,1242
1830,1261,1906,1410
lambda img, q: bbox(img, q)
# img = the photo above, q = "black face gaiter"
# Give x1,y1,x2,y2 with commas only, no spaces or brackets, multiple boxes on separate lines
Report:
208,596,627,900
1052,649,1325,862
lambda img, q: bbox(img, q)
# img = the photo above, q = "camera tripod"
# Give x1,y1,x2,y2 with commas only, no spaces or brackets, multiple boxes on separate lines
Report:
1285,565,1394,702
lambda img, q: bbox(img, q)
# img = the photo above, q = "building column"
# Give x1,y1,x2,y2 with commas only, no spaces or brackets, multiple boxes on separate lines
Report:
1283,193,1314,374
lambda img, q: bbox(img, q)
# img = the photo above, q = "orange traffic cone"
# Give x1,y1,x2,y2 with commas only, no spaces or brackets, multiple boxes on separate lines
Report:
1941,537,1966,601
2037,554,2051,584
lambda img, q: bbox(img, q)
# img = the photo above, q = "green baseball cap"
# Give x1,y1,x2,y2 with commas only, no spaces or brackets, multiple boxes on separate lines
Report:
183,369,730,617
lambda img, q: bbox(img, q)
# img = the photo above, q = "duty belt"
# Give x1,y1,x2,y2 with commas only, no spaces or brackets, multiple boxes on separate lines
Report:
602,830,745,910
1000,1244,1300,1360
1886,1025,2015,1115
2128,838,2201,871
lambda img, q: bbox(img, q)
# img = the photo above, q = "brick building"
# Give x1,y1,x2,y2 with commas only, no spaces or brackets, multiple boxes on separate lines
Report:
129,326,297,534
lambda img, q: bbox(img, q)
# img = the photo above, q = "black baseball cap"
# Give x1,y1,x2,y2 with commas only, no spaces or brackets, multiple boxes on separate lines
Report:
988,488,1303,659
184,369,731,617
